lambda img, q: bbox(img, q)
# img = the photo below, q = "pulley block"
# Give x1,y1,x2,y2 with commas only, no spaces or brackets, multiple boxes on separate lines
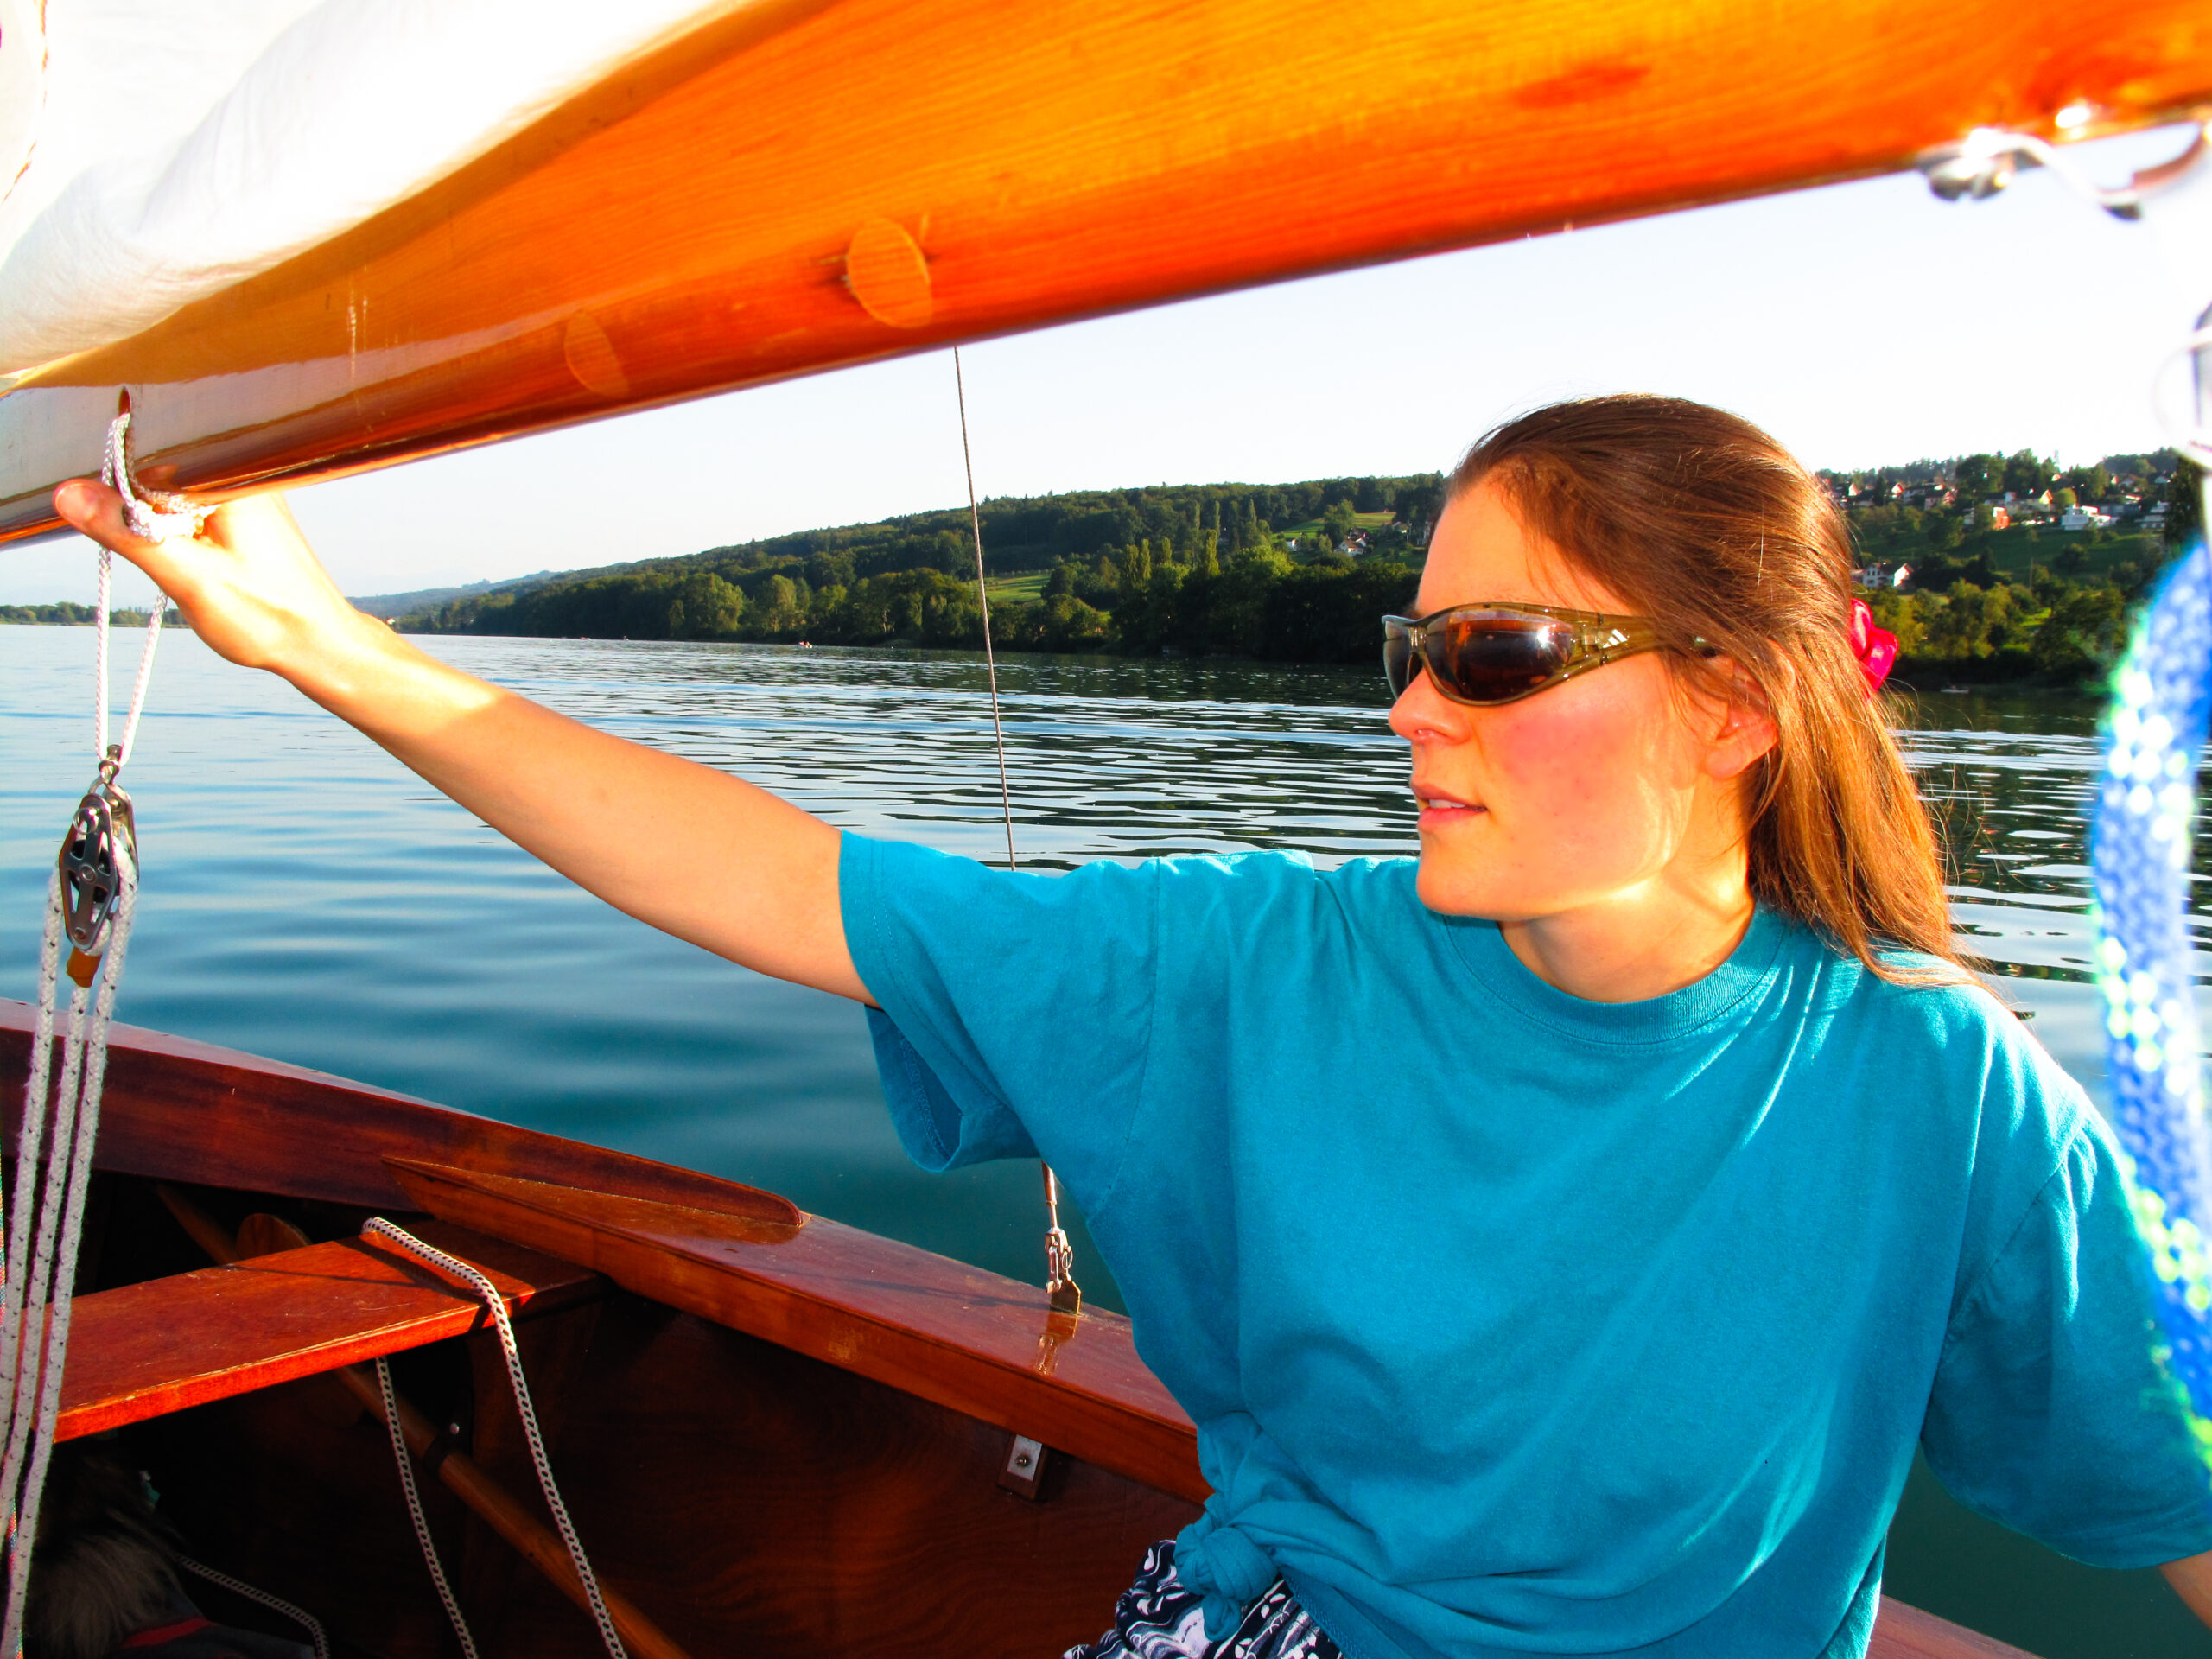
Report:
58,777,137,972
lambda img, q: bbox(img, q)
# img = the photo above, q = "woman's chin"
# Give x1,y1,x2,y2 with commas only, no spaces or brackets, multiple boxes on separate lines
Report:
1414,853,1512,919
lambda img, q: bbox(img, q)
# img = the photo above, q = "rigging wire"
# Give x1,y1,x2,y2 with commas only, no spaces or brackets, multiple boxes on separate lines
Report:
954,346,1019,874
952,349,1081,1316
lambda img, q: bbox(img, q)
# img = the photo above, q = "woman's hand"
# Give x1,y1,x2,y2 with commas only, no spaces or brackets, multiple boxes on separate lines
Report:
53,481,383,682
49,477,870,1003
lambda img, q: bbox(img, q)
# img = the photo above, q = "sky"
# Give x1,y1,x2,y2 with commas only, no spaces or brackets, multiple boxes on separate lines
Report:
6,123,2209,608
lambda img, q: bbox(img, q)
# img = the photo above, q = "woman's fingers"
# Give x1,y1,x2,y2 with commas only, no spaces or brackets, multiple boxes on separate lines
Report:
53,479,177,576
48,479,360,676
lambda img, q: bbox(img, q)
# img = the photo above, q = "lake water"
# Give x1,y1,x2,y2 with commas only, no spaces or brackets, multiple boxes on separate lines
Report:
2,626,2208,1658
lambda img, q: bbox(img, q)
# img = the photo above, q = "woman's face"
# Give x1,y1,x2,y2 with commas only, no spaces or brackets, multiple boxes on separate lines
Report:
1391,480,1761,922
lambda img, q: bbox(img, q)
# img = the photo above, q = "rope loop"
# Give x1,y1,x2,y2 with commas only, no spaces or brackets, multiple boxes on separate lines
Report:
361,1219,627,1659
100,411,212,544
176,1555,329,1659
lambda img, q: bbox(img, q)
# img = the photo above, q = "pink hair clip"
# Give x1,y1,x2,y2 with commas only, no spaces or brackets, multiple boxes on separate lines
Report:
1849,597,1898,694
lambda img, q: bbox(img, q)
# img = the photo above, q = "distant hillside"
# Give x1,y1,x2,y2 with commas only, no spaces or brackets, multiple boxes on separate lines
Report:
348,572,561,620
396,474,1446,664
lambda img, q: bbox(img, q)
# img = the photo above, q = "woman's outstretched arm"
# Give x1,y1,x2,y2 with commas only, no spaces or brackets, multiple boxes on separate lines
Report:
53,480,869,1003
2162,1553,2212,1630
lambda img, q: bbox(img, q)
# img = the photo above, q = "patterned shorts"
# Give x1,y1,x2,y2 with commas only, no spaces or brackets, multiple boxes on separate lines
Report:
1065,1540,1344,1659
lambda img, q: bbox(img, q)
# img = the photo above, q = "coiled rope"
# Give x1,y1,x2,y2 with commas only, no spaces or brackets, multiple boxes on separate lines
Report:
2093,524,2212,1453
2,413,176,1656
361,1219,626,1659
2093,391,2212,1454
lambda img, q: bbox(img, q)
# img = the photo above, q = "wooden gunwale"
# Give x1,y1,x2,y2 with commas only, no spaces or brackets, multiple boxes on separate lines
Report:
0,999,1201,1500
1,0,2207,538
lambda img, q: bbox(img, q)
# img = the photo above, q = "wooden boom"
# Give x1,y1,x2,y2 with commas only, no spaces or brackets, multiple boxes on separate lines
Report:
1,0,2207,539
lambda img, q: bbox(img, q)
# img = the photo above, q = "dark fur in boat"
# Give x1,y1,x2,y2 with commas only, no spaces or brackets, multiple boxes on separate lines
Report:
27,1441,309,1659
27,1440,177,1659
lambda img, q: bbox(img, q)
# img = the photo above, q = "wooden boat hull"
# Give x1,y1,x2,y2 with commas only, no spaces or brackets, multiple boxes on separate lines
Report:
0,1001,2031,1656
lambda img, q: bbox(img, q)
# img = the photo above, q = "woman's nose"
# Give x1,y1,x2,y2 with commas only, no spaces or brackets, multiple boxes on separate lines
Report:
1387,660,1466,744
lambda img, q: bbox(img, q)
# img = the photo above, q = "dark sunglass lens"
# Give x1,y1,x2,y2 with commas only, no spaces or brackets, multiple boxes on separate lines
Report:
1382,626,1415,698
1440,615,1573,702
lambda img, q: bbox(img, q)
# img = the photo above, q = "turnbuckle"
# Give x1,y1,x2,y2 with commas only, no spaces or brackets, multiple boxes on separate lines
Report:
1043,1163,1083,1317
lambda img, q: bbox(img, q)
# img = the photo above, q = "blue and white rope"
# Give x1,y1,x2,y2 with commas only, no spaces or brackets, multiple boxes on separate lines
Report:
2092,499,2212,1458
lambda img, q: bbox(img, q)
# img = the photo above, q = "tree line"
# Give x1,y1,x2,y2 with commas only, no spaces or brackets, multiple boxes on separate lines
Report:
387,454,2203,682
399,474,1446,664
0,601,181,626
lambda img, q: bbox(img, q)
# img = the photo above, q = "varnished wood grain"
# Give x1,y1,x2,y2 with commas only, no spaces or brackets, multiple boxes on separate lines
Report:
1,0,2205,536
474,1296,1205,1657
1870,1600,2043,1657
0,1000,798,1224
388,1158,1207,1502
55,1221,604,1439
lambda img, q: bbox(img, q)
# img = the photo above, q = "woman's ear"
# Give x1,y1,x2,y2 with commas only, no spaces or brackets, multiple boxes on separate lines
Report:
1700,662,1778,783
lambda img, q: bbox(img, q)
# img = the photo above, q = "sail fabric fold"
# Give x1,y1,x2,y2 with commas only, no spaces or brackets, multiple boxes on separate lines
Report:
0,0,743,378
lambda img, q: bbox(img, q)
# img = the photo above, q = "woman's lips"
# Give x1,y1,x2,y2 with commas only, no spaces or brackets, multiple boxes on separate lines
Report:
1415,792,1485,829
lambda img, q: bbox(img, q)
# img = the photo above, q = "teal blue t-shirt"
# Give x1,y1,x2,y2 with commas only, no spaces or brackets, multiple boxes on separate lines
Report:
839,836,2212,1659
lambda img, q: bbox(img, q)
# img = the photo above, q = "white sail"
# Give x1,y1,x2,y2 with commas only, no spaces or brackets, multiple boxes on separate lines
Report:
0,0,747,378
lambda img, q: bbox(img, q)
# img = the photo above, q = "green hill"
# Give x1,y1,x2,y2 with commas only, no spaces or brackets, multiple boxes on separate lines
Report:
399,474,1445,664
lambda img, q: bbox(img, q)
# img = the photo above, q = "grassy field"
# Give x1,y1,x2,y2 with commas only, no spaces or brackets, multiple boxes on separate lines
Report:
1276,509,1399,539
1861,524,2166,589
984,570,1049,601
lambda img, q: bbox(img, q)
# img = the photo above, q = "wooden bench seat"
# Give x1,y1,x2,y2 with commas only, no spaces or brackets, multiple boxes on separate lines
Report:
57,1221,607,1440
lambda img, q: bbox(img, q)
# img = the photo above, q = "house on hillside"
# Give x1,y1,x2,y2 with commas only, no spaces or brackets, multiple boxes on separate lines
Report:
2059,506,2114,531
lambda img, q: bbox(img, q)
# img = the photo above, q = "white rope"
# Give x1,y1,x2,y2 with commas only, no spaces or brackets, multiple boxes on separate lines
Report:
88,549,168,772
176,1554,329,1659
0,875,67,1510
0,480,180,1654
100,412,212,545
362,1220,626,1659
372,1357,478,1659
0,867,136,1656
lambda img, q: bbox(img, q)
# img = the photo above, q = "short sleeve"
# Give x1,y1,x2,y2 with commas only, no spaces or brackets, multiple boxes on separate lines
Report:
840,834,1160,1211
1923,1120,2212,1567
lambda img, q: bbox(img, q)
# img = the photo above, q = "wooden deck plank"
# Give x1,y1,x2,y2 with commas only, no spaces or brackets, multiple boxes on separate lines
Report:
55,1221,607,1440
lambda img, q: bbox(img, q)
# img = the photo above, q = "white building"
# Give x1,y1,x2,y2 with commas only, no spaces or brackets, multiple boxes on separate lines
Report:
2059,506,2114,531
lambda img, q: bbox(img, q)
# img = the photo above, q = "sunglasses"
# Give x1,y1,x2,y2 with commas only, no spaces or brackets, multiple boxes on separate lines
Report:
1382,602,1691,707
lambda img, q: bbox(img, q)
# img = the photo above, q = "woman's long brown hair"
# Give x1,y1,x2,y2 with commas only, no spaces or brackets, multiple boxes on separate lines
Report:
1452,395,1963,983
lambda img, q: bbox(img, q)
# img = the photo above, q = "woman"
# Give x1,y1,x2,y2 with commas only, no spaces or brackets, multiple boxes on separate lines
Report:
53,395,2212,1658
